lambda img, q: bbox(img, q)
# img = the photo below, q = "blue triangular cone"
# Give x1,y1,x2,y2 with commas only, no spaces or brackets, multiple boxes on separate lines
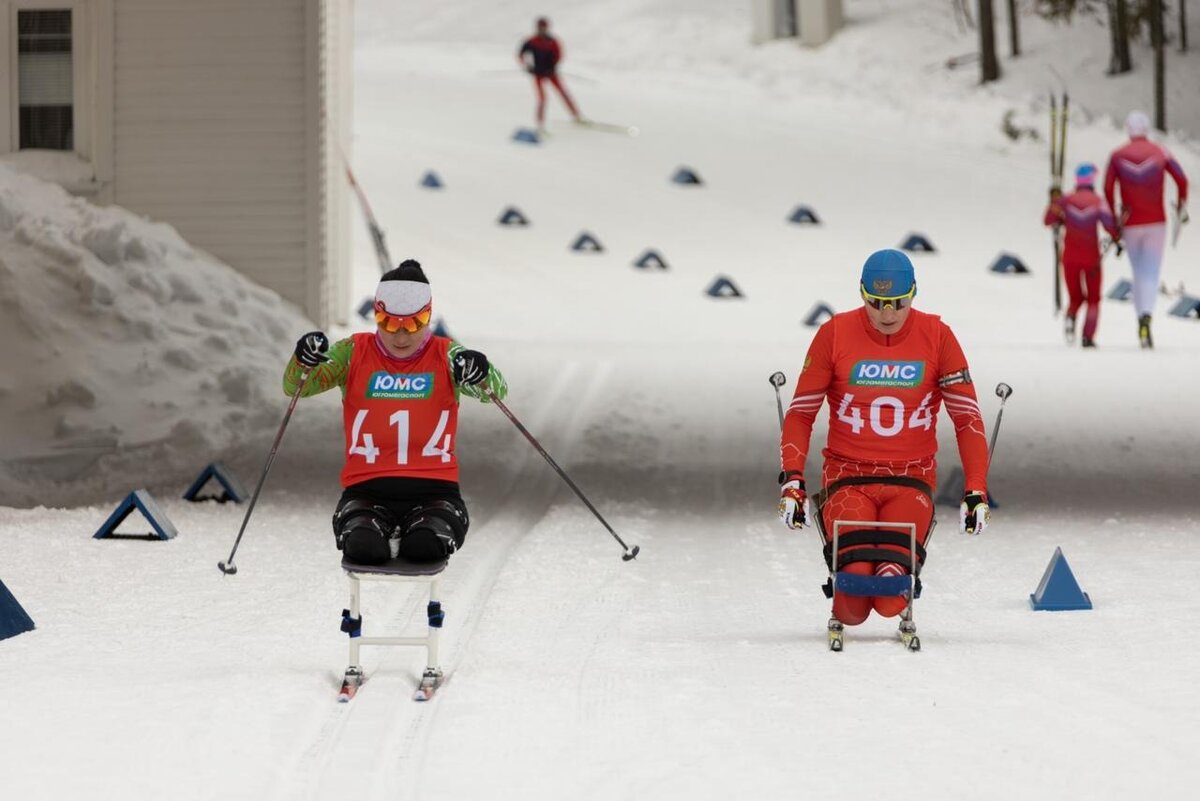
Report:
990,253,1029,274
671,167,703,185
1030,547,1092,610
804,302,835,326
498,206,529,226
94,490,178,541
634,249,668,270
571,231,604,252
788,206,820,224
705,276,743,298
433,317,450,337
1168,295,1200,319
0,578,35,641
900,233,936,253
357,296,375,320
1107,278,1132,301
420,170,443,189
183,462,246,504
512,128,541,145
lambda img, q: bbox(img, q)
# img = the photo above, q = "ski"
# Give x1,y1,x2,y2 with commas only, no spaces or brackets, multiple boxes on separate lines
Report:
337,666,364,703
413,668,444,702
899,619,921,652
827,618,844,652
574,119,639,137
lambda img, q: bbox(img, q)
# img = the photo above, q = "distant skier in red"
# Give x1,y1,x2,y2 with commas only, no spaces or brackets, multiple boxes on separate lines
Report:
1044,163,1120,348
517,17,582,132
1102,110,1189,348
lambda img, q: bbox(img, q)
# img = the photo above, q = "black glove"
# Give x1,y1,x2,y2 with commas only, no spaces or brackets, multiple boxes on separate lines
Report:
453,350,490,386
294,331,330,368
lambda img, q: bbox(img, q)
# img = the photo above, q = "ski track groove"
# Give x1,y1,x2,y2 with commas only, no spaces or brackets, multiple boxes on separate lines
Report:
268,362,599,801
405,360,613,800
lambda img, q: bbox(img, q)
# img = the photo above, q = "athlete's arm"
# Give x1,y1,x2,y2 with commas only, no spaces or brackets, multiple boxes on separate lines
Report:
283,337,352,397
781,323,834,476
448,341,508,402
1165,150,1189,208
937,325,989,492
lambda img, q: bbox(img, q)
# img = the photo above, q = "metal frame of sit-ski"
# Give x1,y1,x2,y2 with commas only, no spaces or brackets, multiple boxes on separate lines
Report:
339,557,447,701
826,519,921,652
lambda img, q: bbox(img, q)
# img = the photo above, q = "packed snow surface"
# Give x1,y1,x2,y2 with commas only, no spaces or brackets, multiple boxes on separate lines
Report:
2,1,1199,799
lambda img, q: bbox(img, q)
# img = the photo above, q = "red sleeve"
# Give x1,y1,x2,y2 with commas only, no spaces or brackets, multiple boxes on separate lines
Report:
937,324,990,493
1043,203,1064,227
1166,152,1188,206
550,39,562,64
780,322,834,478
1103,154,1119,213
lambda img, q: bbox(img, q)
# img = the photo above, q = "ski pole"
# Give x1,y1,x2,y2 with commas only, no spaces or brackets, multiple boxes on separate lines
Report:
769,372,787,429
485,389,639,562
987,383,1013,463
218,368,312,575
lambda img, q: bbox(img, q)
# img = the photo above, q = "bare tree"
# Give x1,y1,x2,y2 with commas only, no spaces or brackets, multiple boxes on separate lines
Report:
1151,0,1165,130
1182,0,1189,52
1109,0,1133,74
980,0,1001,81
1007,0,1021,56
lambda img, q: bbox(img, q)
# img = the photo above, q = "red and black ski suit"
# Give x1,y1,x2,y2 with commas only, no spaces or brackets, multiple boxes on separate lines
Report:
518,34,580,125
1044,186,1119,341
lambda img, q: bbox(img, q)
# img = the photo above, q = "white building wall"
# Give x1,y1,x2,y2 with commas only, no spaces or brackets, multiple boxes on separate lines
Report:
110,0,321,322
321,0,351,326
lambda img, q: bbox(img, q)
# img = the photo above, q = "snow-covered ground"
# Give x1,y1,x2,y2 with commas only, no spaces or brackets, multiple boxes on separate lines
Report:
2,2,1199,799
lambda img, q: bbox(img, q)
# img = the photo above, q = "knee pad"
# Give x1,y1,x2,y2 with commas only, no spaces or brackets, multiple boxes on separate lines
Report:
399,500,468,561
332,499,400,557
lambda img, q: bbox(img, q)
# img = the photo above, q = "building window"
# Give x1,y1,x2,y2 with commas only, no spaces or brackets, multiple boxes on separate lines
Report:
17,8,73,150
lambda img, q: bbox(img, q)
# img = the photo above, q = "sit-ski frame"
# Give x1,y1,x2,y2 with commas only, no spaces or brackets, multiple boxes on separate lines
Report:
339,557,447,701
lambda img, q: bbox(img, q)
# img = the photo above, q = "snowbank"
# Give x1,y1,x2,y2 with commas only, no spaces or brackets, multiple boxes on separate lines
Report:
0,165,316,507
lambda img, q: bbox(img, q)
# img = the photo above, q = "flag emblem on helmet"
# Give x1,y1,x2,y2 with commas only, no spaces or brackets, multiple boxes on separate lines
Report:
871,278,894,295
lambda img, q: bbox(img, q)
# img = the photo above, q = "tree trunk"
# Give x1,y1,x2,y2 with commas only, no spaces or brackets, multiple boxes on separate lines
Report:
1152,0,1165,130
1182,0,1189,52
979,0,1001,82
1111,0,1132,74
1007,0,1020,57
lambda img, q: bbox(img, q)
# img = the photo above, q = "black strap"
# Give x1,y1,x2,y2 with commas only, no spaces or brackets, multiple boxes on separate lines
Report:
823,529,928,572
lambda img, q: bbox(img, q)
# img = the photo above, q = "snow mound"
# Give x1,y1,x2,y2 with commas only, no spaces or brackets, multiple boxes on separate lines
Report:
0,165,314,507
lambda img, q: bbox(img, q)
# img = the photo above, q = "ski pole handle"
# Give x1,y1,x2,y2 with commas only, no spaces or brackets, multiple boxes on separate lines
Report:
987,383,1012,463
769,372,787,430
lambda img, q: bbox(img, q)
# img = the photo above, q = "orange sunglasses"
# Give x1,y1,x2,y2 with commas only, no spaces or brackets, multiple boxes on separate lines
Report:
374,301,432,334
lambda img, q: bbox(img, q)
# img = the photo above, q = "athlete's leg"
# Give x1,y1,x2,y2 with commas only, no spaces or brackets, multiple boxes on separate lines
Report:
547,74,581,119
333,496,399,565
396,498,469,562
1081,264,1102,341
1125,224,1167,319
870,486,934,618
821,485,877,626
534,75,548,126
1063,260,1085,323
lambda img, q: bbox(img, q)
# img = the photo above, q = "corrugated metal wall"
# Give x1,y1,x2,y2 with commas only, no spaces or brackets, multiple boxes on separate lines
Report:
112,0,317,320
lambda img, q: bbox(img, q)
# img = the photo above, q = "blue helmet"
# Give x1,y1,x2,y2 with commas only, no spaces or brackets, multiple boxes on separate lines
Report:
860,249,916,298
1075,163,1098,186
